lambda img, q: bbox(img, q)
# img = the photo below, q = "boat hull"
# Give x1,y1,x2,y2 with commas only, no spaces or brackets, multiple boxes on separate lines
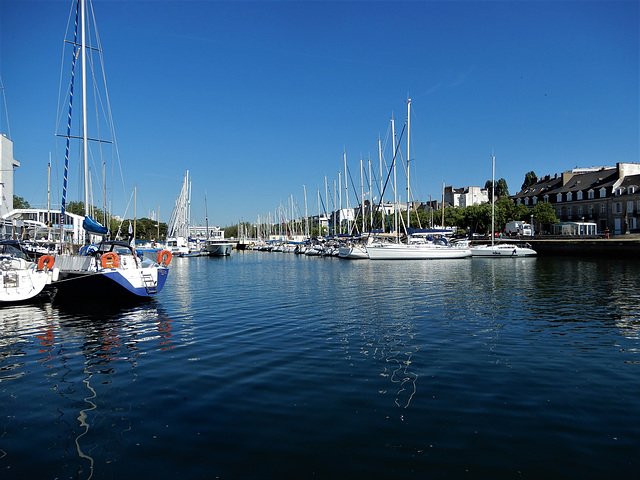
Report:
366,244,472,260
338,246,369,259
0,269,49,302
471,245,537,257
202,243,233,256
51,266,169,301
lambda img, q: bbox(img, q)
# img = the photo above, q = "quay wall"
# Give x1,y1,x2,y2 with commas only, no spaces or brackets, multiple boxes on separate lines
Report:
526,237,640,258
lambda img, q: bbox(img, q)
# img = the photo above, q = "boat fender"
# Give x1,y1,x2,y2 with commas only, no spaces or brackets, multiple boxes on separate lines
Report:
101,252,120,269
37,255,55,271
157,250,172,266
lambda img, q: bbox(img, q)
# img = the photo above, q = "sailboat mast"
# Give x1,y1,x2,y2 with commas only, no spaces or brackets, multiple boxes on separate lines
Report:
491,154,495,247
81,0,89,218
406,99,411,231
205,193,209,240
391,117,398,240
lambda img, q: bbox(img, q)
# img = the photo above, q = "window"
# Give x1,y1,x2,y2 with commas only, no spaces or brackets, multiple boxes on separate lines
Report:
524,197,529,206
577,206,583,217
615,188,623,196
599,187,607,198
600,204,607,215
567,207,572,219
612,202,623,214
533,196,538,205
516,198,522,205
577,191,583,200
628,201,634,213
556,193,563,202
544,195,549,203
629,186,636,194
588,205,594,218
588,189,594,199
567,192,573,201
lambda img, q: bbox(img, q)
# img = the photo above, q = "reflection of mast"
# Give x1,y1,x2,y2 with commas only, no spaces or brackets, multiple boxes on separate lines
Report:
76,369,96,479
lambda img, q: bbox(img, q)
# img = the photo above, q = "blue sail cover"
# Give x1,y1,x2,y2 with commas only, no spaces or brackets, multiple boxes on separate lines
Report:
83,216,109,235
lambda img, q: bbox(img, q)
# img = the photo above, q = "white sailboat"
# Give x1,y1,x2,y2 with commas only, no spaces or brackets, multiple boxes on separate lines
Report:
50,0,171,300
366,99,471,260
471,155,537,257
0,241,53,302
201,193,232,256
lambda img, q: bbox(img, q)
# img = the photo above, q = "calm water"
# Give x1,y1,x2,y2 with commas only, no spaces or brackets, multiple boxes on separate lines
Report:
1,252,639,479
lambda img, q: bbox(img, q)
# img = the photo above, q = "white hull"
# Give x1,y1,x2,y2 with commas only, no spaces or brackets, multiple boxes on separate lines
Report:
366,243,472,260
471,244,537,257
338,246,369,259
202,242,233,256
0,257,49,302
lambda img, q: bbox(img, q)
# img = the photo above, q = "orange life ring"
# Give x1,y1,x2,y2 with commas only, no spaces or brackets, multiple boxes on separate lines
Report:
101,252,120,269
157,250,172,266
37,255,55,270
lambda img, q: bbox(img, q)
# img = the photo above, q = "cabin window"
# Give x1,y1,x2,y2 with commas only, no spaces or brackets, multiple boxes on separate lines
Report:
577,191,583,200
588,189,594,199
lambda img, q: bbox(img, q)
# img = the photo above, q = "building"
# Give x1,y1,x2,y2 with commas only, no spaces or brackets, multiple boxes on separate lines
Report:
512,163,640,235
444,185,489,208
0,134,20,217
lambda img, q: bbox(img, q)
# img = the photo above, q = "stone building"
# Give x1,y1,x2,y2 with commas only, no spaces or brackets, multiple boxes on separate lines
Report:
512,163,640,234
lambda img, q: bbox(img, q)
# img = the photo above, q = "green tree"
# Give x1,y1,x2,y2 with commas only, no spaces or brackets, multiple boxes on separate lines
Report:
484,178,509,201
531,202,559,233
521,171,538,190
13,195,30,209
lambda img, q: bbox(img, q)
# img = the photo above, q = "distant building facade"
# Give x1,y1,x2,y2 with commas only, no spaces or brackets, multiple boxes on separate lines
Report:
0,135,21,217
444,185,489,208
512,163,640,235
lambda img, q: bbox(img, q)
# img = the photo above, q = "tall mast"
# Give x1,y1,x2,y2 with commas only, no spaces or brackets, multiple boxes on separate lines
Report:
491,154,495,247
205,193,209,240
378,137,383,232
343,152,350,233
406,99,411,231
368,158,372,232
303,184,308,238
81,0,89,218
391,117,398,240
360,157,364,233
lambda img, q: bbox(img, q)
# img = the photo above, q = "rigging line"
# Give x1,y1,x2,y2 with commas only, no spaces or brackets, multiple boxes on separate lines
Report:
318,192,332,236
0,77,11,139
367,122,406,235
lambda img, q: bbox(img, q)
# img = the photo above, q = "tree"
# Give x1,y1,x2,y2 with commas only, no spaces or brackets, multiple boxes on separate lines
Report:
521,171,538,190
531,202,559,233
13,195,30,209
484,178,509,201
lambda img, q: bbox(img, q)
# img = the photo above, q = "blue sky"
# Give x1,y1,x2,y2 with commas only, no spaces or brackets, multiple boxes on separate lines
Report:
1,0,638,228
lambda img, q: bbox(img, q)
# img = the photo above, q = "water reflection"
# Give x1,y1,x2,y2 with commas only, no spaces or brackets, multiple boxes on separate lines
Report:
0,299,174,479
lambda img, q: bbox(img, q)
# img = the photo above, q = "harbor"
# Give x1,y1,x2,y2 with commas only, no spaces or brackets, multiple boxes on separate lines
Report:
1,253,639,479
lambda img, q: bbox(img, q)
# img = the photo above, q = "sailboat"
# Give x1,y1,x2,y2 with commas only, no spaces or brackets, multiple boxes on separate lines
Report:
50,0,171,300
365,99,471,260
0,240,53,302
470,155,536,257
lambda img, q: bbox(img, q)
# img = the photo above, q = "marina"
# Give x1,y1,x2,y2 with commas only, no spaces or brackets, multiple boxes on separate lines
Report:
1,252,639,478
